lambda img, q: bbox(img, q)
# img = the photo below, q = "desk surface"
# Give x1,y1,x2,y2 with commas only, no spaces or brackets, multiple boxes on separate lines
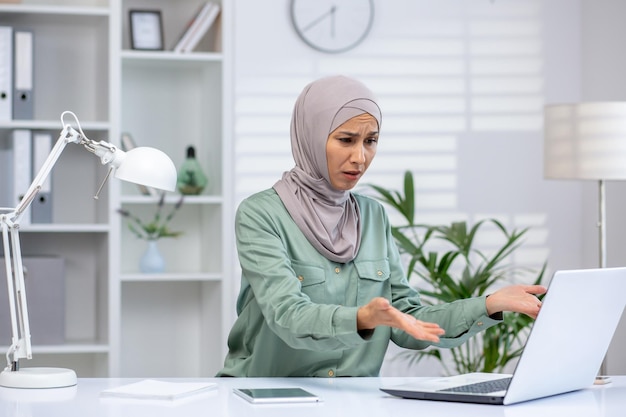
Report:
1,376,624,417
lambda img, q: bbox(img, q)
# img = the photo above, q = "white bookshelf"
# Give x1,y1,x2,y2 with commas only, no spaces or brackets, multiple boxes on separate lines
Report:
0,0,233,378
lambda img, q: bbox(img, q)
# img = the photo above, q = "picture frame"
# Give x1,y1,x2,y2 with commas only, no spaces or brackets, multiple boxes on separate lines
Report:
129,10,164,50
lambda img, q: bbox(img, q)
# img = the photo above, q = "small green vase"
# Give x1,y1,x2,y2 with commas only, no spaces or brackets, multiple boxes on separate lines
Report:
177,146,208,195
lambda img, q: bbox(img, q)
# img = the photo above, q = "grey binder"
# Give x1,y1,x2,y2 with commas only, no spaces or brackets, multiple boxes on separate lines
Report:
31,192,52,223
31,132,52,223
12,29,33,120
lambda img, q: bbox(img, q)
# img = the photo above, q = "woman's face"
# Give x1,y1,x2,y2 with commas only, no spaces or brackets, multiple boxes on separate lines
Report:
326,113,379,191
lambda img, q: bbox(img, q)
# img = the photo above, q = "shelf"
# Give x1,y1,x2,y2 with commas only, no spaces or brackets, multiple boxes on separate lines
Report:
32,343,110,354
120,195,223,205
0,120,110,131
0,4,109,17
121,50,223,63
19,224,110,233
1,343,109,355
116,0,231,377
121,272,222,282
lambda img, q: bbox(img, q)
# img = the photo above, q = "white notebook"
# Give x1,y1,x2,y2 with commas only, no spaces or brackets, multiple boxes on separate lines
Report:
100,379,217,401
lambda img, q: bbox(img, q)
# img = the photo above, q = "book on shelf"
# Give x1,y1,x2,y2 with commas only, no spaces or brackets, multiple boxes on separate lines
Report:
172,2,220,53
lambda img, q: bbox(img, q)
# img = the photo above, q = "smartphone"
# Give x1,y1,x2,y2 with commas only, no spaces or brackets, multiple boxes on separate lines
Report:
233,387,321,404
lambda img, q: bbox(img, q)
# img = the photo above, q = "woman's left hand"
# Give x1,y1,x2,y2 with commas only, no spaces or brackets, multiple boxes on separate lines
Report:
357,297,445,342
486,285,548,319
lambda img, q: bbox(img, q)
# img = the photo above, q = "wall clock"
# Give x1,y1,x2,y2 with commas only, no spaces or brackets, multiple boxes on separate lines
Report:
290,0,375,53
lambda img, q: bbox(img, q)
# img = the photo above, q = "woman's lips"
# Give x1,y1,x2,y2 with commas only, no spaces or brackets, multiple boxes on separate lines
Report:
343,171,361,180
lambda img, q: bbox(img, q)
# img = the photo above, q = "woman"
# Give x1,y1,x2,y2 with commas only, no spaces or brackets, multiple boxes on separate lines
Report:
218,75,546,377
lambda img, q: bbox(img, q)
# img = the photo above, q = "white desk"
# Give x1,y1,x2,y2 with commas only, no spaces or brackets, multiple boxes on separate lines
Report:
0,376,624,417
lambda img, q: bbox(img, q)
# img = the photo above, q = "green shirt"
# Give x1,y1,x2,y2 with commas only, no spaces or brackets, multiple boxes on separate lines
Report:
217,189,500,377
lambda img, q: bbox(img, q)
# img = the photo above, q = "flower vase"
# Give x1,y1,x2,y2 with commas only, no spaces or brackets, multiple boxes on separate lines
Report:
140,240,165,273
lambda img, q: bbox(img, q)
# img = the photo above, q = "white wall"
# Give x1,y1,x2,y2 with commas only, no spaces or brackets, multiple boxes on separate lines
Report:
230,0,624,375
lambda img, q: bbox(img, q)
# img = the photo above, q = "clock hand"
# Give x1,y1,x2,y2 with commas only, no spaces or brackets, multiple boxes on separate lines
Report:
302,5,337,33
330,5,336,38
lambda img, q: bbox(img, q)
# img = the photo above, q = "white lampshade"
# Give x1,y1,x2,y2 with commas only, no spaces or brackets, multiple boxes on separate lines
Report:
114,147,177,191
544,102,626,180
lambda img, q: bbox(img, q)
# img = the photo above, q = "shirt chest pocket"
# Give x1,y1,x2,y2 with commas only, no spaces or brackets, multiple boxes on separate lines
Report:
355,259,391,305
292,263,327,303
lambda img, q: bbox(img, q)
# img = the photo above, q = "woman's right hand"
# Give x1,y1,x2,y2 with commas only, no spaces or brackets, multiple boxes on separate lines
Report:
357,297,445,343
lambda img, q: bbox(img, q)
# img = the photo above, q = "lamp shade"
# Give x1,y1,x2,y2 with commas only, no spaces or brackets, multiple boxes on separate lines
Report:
544,102,626,180
114,147,177,191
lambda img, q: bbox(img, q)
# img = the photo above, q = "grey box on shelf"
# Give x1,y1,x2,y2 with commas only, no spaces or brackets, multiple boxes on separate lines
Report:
0,257,66,345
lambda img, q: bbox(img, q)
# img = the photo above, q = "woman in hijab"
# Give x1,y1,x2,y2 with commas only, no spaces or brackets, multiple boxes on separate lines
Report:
217,75,546,377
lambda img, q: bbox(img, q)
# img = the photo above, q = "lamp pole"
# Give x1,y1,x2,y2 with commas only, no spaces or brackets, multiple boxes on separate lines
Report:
598,179,608,376
599,179,607,270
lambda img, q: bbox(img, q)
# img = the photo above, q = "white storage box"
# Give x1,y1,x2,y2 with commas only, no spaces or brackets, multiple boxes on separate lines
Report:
0,256,66,345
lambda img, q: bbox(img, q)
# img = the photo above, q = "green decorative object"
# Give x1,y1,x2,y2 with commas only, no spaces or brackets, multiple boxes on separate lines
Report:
177,145,208,195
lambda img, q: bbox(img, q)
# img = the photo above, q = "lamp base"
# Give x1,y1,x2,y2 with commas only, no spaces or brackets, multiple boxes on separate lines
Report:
0,367,77,389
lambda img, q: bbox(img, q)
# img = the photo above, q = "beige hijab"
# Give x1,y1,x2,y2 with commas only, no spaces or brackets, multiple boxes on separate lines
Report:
273,75,382,263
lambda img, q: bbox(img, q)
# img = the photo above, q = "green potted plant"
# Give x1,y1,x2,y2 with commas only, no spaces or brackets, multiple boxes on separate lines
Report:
365,171,545,375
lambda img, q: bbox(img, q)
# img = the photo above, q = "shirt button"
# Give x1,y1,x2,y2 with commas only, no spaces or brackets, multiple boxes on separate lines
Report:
334,267,340,274
297,275,304,282
377,270,383,276
328,369,335,377
477,321,484,326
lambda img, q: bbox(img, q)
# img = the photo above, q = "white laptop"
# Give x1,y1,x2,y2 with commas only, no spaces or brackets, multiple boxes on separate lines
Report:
381,267,626,405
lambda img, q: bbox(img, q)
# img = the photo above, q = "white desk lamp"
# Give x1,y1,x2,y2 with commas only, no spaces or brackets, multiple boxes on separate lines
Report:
0,111,177,389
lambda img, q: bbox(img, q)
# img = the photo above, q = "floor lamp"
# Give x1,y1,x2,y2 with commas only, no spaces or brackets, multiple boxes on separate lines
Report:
544,101,626,375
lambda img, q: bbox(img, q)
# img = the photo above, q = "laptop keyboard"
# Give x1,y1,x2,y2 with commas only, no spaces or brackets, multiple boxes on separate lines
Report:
439,377,512,394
